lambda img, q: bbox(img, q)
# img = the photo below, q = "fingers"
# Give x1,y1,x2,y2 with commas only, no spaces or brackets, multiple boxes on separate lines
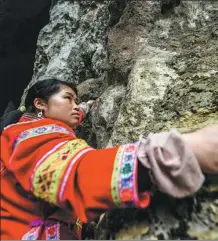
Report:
87,100,95,107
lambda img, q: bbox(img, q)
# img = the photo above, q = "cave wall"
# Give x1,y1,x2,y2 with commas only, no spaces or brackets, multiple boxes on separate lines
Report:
21,0,218,239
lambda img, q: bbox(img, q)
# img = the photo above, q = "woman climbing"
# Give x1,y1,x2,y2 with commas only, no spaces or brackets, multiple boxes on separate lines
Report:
1,78,218,240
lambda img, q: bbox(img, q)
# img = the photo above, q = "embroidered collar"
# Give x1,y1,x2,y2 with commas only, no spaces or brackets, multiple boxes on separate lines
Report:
20,113,44,122
4,113,45,131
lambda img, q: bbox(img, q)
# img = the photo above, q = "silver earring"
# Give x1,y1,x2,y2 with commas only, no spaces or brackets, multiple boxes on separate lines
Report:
37,110,43,118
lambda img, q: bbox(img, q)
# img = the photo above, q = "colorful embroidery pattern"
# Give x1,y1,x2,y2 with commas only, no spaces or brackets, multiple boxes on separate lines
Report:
32,139,90,205
21,226,41,240
14,125,75,148
45,223,60,240
111,143,138,207
58,146,94,203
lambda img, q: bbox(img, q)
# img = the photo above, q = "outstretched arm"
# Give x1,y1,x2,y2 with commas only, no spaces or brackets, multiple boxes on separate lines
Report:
137,125,218,199
1,119,150,224
183,125,218,173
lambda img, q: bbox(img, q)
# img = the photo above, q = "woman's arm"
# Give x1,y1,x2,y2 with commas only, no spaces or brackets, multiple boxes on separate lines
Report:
1,120,150,223
137,125,218,199
183,125,218,173
137,129,205,198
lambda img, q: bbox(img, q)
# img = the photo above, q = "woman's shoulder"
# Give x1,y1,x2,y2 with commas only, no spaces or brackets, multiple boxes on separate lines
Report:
2,115,74,137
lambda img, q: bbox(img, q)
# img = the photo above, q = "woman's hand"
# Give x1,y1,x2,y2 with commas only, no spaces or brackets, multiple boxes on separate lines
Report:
182,125,218,173
86,100,95,108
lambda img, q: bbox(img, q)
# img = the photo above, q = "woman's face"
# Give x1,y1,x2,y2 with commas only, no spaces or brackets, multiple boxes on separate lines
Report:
35,85,80,128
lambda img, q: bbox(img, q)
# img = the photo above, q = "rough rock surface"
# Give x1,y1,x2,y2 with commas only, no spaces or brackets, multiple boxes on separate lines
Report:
23,0,218,239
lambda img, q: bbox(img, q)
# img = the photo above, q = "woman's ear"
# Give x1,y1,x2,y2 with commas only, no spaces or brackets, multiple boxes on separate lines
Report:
33,98,47,111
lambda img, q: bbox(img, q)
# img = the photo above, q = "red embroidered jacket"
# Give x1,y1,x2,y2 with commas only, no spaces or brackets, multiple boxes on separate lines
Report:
0,113,150,239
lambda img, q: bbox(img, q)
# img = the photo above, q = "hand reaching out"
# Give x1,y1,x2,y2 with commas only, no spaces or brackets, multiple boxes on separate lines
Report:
86,100,95,108
182,125,218,173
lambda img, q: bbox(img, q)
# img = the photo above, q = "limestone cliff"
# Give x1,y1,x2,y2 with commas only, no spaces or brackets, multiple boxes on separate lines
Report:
22,0,218,239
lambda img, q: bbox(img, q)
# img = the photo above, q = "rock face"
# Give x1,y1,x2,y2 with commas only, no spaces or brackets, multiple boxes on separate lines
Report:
23,0,218,239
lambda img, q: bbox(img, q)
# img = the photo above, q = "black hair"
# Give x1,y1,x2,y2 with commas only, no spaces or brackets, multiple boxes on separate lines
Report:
25,78,77,112
0,78,77,134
